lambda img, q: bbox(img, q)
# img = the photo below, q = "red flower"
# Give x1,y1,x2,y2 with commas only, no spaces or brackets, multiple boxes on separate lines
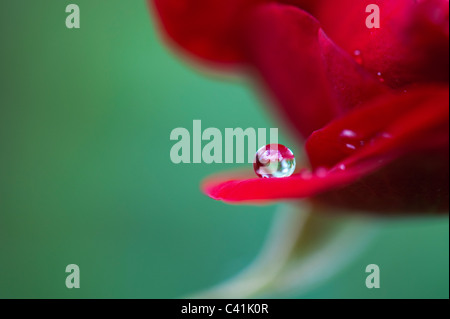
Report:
150,0,449,212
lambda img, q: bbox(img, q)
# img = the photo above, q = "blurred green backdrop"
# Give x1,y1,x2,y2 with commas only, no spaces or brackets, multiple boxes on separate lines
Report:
0,0,448,299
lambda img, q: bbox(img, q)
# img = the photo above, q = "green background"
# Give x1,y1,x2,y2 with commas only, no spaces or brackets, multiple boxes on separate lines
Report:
0,0,448,298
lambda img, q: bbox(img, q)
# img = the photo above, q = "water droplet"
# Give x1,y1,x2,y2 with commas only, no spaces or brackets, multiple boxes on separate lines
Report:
340,129,358,138
369,131,393,145
376,72,385,83
254,144,296,178
329,163,347,174
339,129,365,151
300,169,313,180
378,132,393,139
353,50,363,65
315,167,328,178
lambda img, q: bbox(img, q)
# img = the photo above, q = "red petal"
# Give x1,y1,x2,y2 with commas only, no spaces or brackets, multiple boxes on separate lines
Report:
202,86,449,209
149,0,323,64
150,0,265,63
202,164,379,204
306,86,449,168
243,4,387,138
316,0,449,87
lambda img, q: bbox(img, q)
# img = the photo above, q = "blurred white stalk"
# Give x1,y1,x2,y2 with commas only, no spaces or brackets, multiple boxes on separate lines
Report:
193,203,381,298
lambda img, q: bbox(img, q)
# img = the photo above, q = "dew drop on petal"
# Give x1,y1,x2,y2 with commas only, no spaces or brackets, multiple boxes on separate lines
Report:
369,131,393,145
254,144,296,178
340,129,358,138
339,129,365,152
378,132,393,139
376,72,385,83
300,169,313,180
353,50,363,65
315,167,328,178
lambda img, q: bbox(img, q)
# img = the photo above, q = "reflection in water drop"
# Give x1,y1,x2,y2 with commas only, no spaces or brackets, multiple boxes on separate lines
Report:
253,144,296,178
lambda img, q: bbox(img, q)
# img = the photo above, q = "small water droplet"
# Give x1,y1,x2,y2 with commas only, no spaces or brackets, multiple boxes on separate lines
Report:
300,169,313,180
376,72,385,83
378,132,393,139
353,50,363,65
338,164,347,171
339,129,365,152
254,144,296,178
369,131,393,145
315,167,328,178
340,129,358,138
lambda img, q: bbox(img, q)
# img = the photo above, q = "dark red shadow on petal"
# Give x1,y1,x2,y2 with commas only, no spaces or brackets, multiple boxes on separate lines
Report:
243,3,388,138
314,149,449,213
150,0,265,63
149,0,326,64
316,0,449,88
